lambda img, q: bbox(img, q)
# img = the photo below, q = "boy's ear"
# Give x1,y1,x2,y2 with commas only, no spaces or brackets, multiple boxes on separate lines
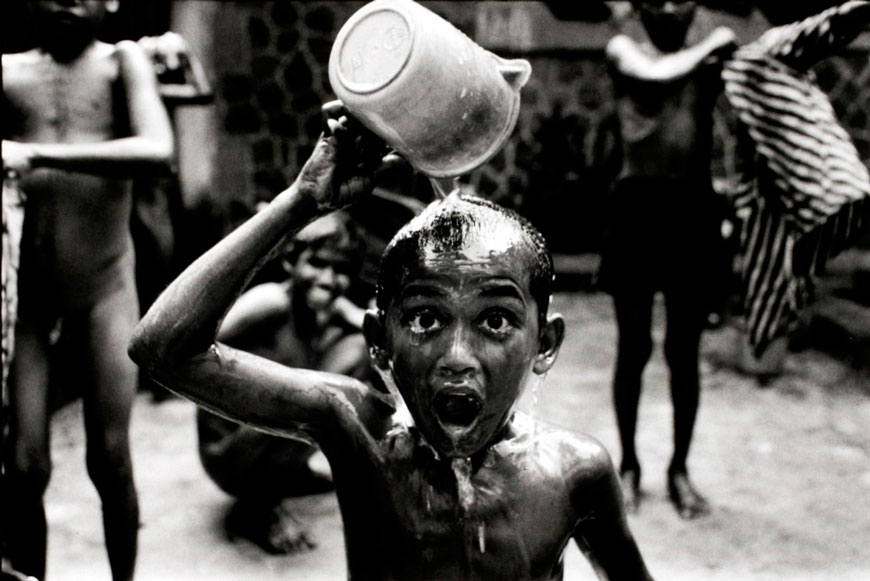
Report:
105,0,120,14
533,313,565,375
363,308,389,370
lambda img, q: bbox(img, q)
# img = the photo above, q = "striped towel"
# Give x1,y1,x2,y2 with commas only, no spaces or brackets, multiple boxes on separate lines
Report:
722,1,870,355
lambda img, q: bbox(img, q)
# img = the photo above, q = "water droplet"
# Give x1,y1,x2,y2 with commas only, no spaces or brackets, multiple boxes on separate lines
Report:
451,457,475,513
478,523,486,553
525,372,547,449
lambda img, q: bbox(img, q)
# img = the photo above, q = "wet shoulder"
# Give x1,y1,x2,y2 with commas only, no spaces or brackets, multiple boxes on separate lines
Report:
517,416,612,481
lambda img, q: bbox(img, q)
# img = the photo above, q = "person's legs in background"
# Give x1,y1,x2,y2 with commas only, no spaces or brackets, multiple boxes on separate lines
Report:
611,288,655,512
662,284,710,519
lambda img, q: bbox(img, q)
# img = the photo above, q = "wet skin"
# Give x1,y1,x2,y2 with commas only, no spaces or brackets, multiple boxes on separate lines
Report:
382,240,544,458
129,110,653,579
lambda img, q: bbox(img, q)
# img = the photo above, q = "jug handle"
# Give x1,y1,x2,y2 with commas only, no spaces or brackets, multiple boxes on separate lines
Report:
496,58,532,90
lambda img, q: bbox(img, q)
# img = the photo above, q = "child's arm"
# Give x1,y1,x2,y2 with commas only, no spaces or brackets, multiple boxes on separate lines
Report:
606,27,736,84
139,32,214,105
129,104,391,445
570,445,655,580
2,41,173,178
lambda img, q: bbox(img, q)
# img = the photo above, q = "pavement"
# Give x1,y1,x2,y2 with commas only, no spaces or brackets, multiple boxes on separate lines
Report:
41,292,870,580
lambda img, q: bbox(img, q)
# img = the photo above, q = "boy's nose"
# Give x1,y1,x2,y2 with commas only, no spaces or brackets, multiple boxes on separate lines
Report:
437,326,479,377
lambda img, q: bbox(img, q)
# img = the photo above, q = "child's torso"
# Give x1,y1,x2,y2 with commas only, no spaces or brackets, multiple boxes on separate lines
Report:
615,61,719,181
4,44,135,285
4,44,129,144
334,419,579,580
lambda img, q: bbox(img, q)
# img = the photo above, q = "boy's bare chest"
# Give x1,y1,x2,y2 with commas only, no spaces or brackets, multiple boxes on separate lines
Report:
6,51,124,142
355,430,574,578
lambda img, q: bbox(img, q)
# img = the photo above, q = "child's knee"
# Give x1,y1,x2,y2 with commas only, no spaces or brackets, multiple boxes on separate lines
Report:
663,334,700,371
618,335,653,373
9,447,52,495
85,436,133,490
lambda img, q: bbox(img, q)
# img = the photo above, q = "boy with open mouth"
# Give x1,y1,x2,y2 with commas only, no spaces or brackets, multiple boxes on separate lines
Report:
130,102,653,580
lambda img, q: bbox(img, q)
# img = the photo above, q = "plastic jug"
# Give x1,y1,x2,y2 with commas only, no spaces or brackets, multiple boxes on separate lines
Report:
328,0,531,178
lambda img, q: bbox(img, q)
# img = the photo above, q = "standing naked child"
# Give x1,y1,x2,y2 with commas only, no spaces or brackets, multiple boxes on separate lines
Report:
130,102,654,580
598,0,736,519
2,1,173,579
197,211,373,553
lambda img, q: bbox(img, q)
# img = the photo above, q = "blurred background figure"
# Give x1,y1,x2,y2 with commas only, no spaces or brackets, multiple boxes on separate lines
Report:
2,1,173,580
597,0,736,519
196,211,377,554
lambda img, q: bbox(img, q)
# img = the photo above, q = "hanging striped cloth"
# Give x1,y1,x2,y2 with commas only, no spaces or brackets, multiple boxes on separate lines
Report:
722,1,870,355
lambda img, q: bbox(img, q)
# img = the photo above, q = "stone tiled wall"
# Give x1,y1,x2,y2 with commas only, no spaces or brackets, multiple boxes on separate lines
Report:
206,1,870,253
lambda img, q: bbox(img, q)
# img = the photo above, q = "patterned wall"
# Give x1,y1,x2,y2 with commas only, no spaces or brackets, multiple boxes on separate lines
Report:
208,1,870,253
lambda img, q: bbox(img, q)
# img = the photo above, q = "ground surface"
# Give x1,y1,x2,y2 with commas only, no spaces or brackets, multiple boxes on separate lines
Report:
42,292,870,580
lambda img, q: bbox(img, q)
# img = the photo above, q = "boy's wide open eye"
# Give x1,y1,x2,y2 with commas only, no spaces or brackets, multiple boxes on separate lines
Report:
478,309,515,336
406,309,443,334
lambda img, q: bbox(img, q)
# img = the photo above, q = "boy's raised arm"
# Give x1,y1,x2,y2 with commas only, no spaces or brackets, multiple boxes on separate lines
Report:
2,41,173,178
129,105,390,441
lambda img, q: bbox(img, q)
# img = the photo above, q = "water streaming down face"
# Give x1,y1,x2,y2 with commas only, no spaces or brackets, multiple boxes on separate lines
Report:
451,457,475,512
374,193,556,459
523,371,547,449
368,192,563,566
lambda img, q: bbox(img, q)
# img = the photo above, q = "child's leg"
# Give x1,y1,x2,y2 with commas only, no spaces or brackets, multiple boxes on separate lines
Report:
662,287,709,518
197,409,325,554
80,272,140,581
5,319,53,580
611,290,655,475
662,288,705,472
198,409,320,499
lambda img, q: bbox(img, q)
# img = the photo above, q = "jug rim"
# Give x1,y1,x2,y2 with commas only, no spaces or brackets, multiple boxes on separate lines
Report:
330,4,415,95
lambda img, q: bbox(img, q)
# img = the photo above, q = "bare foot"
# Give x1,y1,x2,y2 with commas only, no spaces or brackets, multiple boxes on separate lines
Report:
620,468,641,514
226,500,317,554
265,503,317,553
667,471,710,519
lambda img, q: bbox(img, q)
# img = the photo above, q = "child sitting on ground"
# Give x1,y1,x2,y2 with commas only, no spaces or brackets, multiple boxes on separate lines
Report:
198,211,373,553
129,103,654,580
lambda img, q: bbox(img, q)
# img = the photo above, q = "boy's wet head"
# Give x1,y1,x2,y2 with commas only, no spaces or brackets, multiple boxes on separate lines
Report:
376,192,553,325
367,192,562,459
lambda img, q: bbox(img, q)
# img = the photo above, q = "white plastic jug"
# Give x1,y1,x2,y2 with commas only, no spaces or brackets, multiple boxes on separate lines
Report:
328,0,531,178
